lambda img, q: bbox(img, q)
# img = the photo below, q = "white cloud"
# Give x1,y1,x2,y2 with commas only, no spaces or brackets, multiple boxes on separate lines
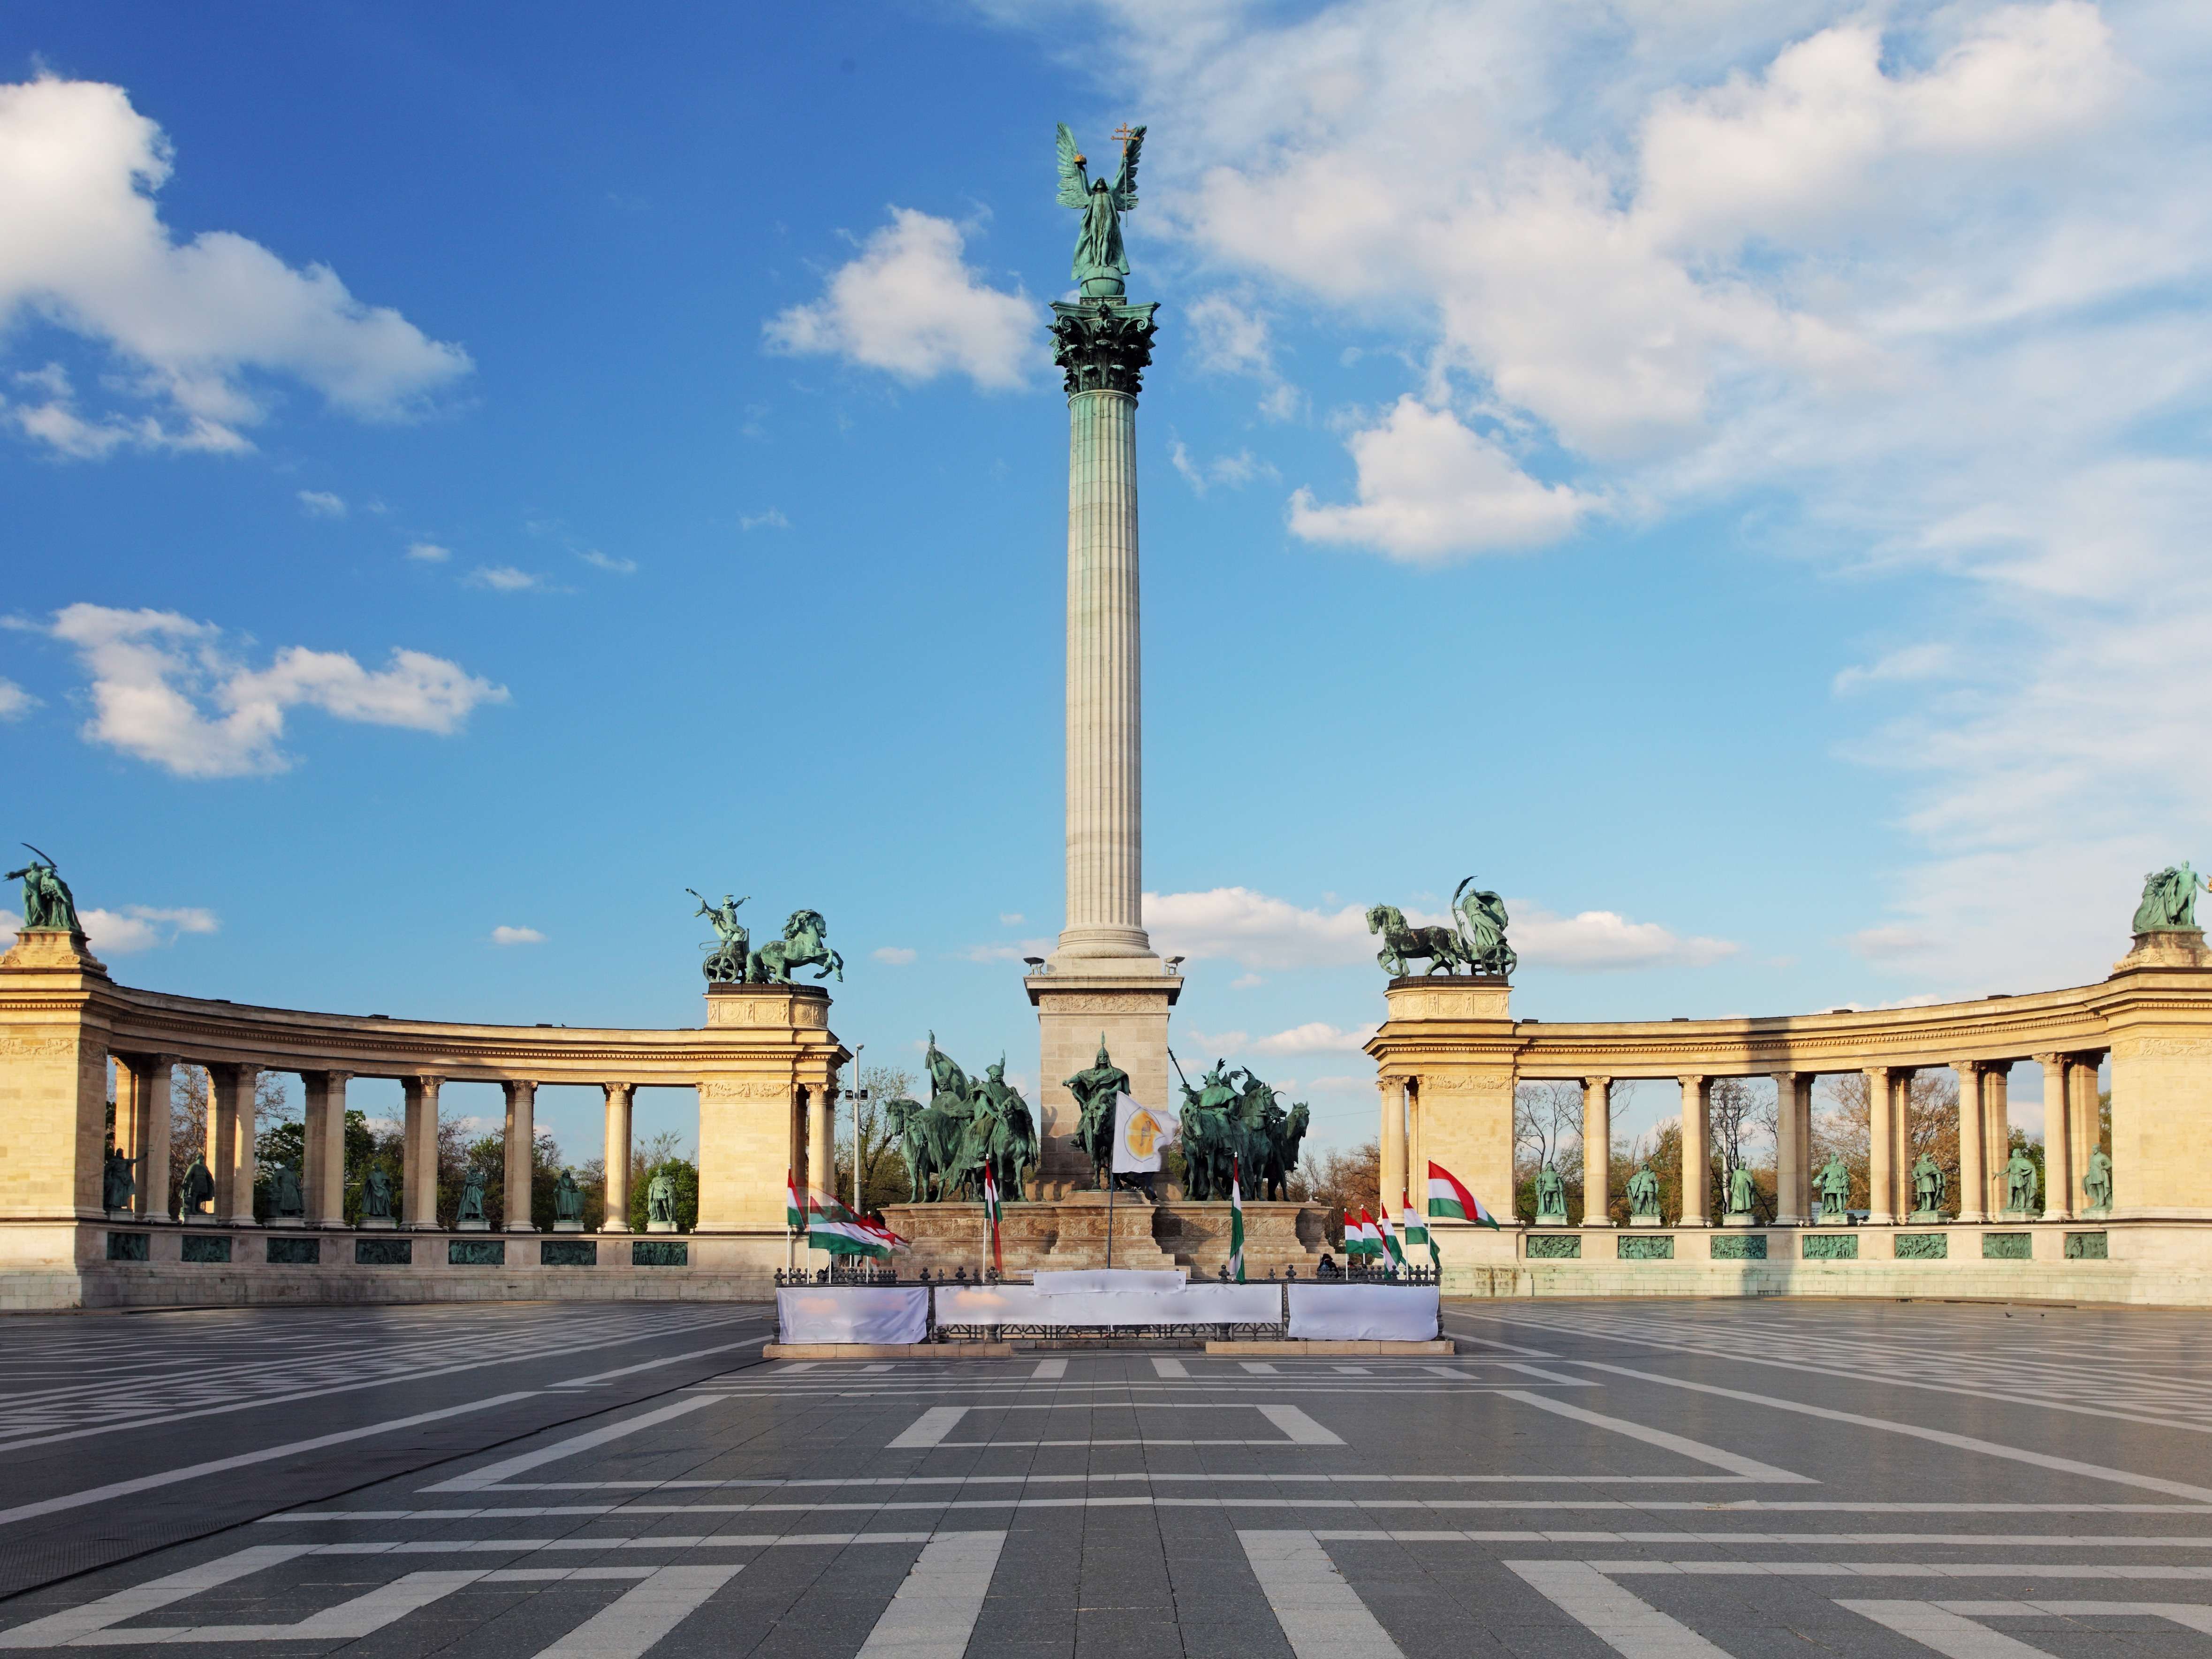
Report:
1170,436,1279,496
0,76,470,455
0,907,16,948
1179,1027,1249,1056
296,489,345,518
578,549,635,574
405,540,450,563
1186,292,1301,418
1252,1021,1377,1055
78,903,217,955
490,925,545,946
42,601,506,777
872,945,918,966
764,209,1037,390
1230,973,1263,989
1289,398,1597,561
1511,906,1741,971
998,912,1024,925
0,678,35,719
1832,643,1955,696
959,936,1053,963
1144,887,1371,970
465,565,551,593
740,510,790,532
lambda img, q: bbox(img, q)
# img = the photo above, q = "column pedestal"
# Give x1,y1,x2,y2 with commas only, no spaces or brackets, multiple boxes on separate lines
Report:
1027,970,1179,1197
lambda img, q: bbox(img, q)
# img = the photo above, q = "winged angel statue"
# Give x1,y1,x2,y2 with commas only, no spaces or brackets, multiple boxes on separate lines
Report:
1057,122,1146,298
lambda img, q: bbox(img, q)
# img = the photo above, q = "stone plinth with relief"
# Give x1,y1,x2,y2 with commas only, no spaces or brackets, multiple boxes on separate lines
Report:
881,1192,1325,1278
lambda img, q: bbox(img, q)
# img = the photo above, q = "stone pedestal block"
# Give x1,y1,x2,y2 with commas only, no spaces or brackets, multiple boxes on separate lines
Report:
553,1219,584,1233
1152,1202,1325,1277
881,1195,1329,1277
1026,971,1179,1196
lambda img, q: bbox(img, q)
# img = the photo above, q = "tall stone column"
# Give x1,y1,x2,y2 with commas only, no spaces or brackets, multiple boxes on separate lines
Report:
601,1081,634,1233
2068,1053,2103,1214
402,1075,441,1229
302,1071,350,1228
1771,1072,1805,1225
808,1081,835,1205
1581,1077,1612,1225
122,1055,175,1222
503,1080,539,1232
2041,1056,2074,1221
211,1064,259,1226
1028,294,1179,1194
1406,1079,1427,1213
1865,1065,1895,1225
1378,1077,1406,1216
1678,1075,1711,1226
1954,1060,1987,1224
1985,1065,2012,1216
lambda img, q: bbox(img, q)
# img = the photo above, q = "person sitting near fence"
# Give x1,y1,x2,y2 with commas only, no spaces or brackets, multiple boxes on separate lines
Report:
1316,1251,1341,1278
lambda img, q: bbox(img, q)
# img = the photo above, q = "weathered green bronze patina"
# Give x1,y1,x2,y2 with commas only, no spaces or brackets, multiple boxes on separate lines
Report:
362,1166,395,1220
1056,122,1144,299
689,890,751,982
7,845,81,934
102,1149,135,1212
1174,1054,1309,1202
457,1168,488,1226
2004,1147,2039,1216
1909,1151,1946,1220
2083,1147,2113,1213
1535,1162,1568,1222
179,1154,215,1218
1368,878,1517,977
2133,863,2209,933
1065,1037,1133,1191
554,1169,584,1224
1727,1162,1756,1218
270,1162,304,1218
1816,1154,1851,1220
749,909,844,985
889,1034,1041,1202
1627,1162,1661,1221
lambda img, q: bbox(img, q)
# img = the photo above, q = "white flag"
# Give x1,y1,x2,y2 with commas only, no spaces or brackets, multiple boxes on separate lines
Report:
1111,1093,1180,1173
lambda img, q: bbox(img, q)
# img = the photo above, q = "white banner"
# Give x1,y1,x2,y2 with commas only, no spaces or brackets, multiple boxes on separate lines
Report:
1111,1093,1179,1172
776,1286,929,1346
1286,1284,1440,1342
1031,1269,1186,1294
937,1283,1280,1328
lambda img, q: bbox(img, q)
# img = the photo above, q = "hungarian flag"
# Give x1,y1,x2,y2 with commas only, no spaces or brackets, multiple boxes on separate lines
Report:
1228,1159,1246,1284
786,1170,805,1232
1376,1197,1407,1270
1356,1208,1388,1260
981,1165,1003,1273
1343,1209,1382,1259
1427,1160,1502,1230
1400,1191,1438,1269
806,1193,889,1258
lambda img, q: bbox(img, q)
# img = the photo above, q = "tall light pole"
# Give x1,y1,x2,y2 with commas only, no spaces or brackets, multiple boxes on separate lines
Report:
844,1043,866,1215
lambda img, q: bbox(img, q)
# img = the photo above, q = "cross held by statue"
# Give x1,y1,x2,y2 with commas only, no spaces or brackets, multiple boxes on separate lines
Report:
1112,123,1138,150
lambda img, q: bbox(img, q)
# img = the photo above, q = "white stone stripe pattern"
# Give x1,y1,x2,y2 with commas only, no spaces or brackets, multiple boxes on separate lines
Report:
1838,1600,2065,1659
426,1395,727,1492
1238,1531,1403,1659
1497,1390,1810,1481
532,1563,742,1659
855,1531,1007,1659
1508,1560,1732,1659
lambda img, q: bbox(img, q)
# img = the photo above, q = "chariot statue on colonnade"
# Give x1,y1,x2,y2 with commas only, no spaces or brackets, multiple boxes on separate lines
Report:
1368,876,1517,978
689,889,844,984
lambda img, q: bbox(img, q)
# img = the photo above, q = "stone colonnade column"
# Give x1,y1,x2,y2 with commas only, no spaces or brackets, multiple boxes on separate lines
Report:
2042,1056,2074,1221
210,1064,259,1227
1378,1077,1406,1218
1405,1080,1427,1212
1771,1072,1805,1225
1581,1077,1611,1225
807,1081,835,1205
1865,1065,1896,1225
402,1075,442,1229
1678,1075,1711,1226
1955,1060,1987,1224
503,1080,538,1232
127,1055,175,1222
1984,1065,2012,1216
2068,1053,2103,1212
110,1058,142,1215
303,1071,350,1228
601,1082,635,1233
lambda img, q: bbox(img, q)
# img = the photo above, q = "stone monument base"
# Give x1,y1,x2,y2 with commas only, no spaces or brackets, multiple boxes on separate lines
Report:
648,1220,678,1233
1535,1216,1570,1227
360,1216,395,1230
553,1219,584,1233
1722,1212,1755,1226
2115,928,2211,971
881,1195,1327,1277
457,1218,490,1232
268,1216,305,1228
1629,1215,1664,1227
1909,1209,1943,1223
1816,1212,1850,1225
182,1212,213,1225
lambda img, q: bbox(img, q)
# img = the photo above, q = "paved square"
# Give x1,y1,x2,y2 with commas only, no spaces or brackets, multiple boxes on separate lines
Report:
1,1298,2208,1656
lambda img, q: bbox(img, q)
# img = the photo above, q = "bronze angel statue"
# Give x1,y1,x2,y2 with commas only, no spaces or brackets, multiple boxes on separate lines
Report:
1057,122,1145,298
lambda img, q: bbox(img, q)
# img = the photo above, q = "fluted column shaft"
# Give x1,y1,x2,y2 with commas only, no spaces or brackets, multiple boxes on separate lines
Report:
602,1082,635,1233
1865,1066,1896,1225
1060,388,1147,954
1772,1072,1806,1224
1679,1075,1710,1226
1955,1061,1987,1223
403,1076,442,1229
1581,1077,1612,1225
808,1082,835,1205
303,1071,350,1228
211,1064,259,1226
1378,1078,1406,1216
503,1080,539,1232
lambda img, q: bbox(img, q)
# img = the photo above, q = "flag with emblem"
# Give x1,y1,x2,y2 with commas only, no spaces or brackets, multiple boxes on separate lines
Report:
1427,1160,1501,1230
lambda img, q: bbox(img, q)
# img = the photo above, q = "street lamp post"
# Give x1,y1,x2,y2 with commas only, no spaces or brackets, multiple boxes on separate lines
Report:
843,1044,867,1217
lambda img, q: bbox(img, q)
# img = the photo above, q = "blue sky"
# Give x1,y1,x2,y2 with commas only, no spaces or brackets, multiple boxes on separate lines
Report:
4,1,2207,1161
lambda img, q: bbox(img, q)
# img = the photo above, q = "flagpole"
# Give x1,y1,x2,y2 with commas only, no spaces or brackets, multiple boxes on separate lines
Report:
1106,1161,1115,1271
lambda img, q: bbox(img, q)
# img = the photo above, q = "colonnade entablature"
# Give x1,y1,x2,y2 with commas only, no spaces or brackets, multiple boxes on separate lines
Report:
0,930,847,1250
1366,936,2212,1256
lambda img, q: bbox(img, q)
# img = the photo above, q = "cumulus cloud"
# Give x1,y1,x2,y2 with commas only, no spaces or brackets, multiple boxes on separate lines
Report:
76,904,217,955
1186,292,1301,419
1289,398,1597,560
959,936,1053,963
740,509,790,532
0,678,35,719
872,945,918,966
405,540,450,563
578,549,635,574
1170,436,1279,495
490,925,544,946
465,566,553,594
1252,1021,1377,1055
296,489,345,518
764,209,1037,390
0,76,470,456
1144,887,1370,970
1511,906,1740,971
40,602,506,777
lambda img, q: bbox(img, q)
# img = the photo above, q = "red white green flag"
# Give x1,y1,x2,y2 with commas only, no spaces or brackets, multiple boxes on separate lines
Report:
1427,1161,1502,1230
1343,1208,1383,1259
806,1192,889,1258
1228,1160,1246,1283
787,1170,804,1232
1376,1197,1407,1270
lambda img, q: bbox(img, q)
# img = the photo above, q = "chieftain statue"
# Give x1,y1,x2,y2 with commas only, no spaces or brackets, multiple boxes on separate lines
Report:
179,1154,215,1218
1174,1054,1310,1202
554,1169,584,1224
456,1168,488,1226
2004,1147,2039,1215
102,1149,136,1213
1816,1154,1851,1219
1368,877,1517,978
2083,1147,2113,1213
886,1035,1041,1203
2132,864,2210,934
1056,122,1145,298
270,1162,305,1219
362,1166,396,1220
1909,1151,1946,1218
1535,1163,1568,1222
7,845,81,935
1065,1038,1135,1192
1727,1162,1757,1218
1627,1163,1662,1221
